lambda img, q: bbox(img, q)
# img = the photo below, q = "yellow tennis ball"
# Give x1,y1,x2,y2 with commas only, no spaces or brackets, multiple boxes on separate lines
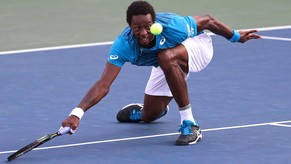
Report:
150,22,163,35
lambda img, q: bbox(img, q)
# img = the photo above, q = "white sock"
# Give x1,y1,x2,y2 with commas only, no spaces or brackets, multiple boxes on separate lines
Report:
179,104,195,124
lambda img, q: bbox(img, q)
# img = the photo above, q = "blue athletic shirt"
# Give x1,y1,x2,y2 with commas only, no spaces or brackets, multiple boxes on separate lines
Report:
108,12,198,67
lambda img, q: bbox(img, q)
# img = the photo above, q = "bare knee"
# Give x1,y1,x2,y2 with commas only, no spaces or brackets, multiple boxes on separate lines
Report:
157,49,178,71
141,107,160,123
141,102,171,123
142,113,156,123
158,45,189,73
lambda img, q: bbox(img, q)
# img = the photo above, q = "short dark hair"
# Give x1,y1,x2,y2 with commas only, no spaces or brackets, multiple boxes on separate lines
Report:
126,0,156,25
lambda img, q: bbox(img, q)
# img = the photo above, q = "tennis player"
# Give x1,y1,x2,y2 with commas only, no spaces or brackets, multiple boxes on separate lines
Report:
62,0,261,145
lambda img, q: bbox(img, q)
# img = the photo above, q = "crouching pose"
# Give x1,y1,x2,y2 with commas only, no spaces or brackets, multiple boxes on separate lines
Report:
62,0,261,145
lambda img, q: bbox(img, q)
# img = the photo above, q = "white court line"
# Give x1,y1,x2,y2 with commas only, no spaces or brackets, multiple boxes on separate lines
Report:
0,25,291,56
262,36,291,42
0,41,113,56
1,119,291,155
269,123,291,128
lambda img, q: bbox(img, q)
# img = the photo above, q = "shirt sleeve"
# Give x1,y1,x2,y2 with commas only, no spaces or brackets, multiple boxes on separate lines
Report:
183,16,198,37
164,15,198,43
107,36,127,68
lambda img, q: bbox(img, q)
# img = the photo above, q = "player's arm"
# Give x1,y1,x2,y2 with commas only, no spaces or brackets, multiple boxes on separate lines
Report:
193,15,261,43
62,62,121,130
77,62,121,111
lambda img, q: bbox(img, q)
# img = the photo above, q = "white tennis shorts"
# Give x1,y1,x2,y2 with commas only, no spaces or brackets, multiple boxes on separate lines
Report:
145,33,213,97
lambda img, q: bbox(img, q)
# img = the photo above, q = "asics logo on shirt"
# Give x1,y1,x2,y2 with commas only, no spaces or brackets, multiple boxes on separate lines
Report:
160,36,166,45
187,24,195,37
109,55,119,60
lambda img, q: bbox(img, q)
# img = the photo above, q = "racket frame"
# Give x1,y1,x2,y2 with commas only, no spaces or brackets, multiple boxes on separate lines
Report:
7,132,60,161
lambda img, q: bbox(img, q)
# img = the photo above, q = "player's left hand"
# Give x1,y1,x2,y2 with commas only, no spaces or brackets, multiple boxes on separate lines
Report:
238,29,261,43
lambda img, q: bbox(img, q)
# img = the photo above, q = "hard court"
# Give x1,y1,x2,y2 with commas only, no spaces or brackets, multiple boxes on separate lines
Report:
0,1,291,163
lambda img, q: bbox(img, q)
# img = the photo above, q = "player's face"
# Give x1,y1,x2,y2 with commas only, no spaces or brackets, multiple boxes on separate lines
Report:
130,14,155,48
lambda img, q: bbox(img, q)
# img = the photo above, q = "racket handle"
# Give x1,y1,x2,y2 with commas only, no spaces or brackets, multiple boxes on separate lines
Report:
58,126,71,135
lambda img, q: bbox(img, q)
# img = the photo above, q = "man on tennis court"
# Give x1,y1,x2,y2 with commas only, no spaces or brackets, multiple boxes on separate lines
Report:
62,0,261,145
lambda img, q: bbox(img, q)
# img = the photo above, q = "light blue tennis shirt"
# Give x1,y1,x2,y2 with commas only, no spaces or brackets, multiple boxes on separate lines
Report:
108,12,198,67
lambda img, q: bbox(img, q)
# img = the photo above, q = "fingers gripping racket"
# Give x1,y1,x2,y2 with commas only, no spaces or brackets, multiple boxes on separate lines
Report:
7,127,72,161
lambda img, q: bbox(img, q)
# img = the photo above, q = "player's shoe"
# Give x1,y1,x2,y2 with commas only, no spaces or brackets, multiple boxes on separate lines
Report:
175,120,202,145
116,103,169,123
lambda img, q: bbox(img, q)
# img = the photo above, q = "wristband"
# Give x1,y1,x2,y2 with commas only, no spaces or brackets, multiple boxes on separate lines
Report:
69,107,84,120
228,30,240,42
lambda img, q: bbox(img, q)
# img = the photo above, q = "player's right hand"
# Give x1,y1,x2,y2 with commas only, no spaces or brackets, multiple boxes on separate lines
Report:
61,115,80,134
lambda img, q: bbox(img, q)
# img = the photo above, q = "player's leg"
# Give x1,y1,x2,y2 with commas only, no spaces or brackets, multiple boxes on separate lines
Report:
157,44,197,125
157,45,189,108
116,66,172,123
157,33,213,145
157,45,201,145
116,94,171,123
141,94,172,122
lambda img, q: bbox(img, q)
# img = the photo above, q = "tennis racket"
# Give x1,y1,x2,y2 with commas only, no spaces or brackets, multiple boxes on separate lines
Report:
7,127,71,161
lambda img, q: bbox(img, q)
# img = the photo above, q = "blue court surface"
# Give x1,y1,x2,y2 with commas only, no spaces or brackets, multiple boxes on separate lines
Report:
0,27,291,164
